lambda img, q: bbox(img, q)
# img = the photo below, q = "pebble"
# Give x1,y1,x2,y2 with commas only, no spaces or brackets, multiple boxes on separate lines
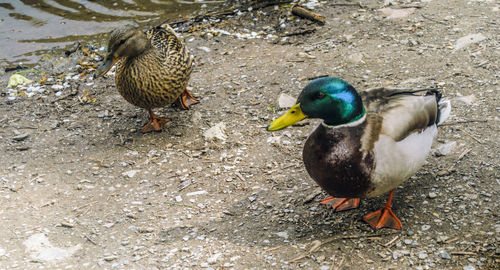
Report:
428,192,438,199
122,170,140,178
463,265,475,270
417,251,428,259
12,133,29,141
277,93,296,108
440,250,451,260
103,255,117,262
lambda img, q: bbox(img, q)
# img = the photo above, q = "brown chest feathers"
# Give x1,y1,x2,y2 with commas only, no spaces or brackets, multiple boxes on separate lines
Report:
302,123,375,198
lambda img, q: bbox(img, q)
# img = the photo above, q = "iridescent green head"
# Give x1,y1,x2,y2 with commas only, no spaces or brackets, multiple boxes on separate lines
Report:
268,77,365,131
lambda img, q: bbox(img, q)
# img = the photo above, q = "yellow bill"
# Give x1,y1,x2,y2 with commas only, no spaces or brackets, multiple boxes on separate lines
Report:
96,53,119,77
267,103,307,131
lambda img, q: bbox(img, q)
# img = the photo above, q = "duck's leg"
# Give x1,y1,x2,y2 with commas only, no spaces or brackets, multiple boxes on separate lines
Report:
175,88,199,110
142,109,170,133
363,189,402,230
321,197,360,212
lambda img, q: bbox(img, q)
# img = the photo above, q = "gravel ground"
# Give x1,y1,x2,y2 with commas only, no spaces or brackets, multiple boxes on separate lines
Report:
0,0,498,269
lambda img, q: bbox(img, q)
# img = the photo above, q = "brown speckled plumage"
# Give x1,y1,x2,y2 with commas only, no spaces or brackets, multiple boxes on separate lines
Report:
111,24,193,109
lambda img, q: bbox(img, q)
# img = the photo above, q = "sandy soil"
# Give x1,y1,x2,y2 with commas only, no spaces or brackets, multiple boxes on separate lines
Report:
0,1,498,269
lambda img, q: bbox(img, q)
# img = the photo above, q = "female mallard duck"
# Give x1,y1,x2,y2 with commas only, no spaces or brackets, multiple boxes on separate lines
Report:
268,77,450,229
97,24,198,133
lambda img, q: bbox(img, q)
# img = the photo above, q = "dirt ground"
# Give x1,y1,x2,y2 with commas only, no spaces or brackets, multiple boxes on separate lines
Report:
0,0,498,269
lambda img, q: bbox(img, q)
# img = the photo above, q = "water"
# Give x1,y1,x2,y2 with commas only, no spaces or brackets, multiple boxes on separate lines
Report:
0,0,225,66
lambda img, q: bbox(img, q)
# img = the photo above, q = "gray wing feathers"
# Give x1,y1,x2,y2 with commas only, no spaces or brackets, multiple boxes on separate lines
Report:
360,88,439,142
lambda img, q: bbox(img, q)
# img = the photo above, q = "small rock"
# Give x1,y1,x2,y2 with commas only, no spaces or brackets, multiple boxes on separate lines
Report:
12,133,29,141
348,52,364,64
103,255,117,262
203,122,227,141
428,192,438,199
463,265,475,270
275,231,288,239
277,93,296,108
198,46,211,53
417,251,428,259
454,34,486,51
122,170,140,178
248,196,256,202
440,250,451,260
379,7,416,19
138,227,154,233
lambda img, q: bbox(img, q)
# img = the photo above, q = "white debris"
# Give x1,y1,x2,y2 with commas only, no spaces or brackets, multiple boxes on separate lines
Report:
453,94,476,105
347,52,364,64
267,136,281,145
379,8,416,19
203,122,227,141
198,46,211,53
51,84,64,90
122,170,140,178
454,33,486,51
0,247,5,256
275,231,289,239
7,74,33,88
186,190,208,196
175,195,182,202
434,141,457,156
23,233,81,261
278,93,296,108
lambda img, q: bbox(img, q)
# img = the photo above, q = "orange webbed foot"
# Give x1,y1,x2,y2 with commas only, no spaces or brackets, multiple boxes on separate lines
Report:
363,189,402,230
175,88,199,110
142,109,170,133
320,197,360,212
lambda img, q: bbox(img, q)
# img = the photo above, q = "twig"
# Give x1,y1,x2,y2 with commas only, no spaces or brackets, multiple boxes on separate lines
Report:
451,251,477,256
292,5,325,25
84,234,98,245
421,14,447,25
439,119,488,126
457,148,471,160
383,235,399,247
65,42,81,56
464,131,483,144
263,245,283,252
283,28,316,37
474,60,489,68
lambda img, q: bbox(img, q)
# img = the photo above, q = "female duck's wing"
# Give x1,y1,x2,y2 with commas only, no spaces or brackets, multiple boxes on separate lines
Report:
147,24,192,66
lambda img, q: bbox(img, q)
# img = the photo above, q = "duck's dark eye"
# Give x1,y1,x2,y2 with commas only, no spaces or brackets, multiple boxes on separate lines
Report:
315,92,326,100
118,39,126,45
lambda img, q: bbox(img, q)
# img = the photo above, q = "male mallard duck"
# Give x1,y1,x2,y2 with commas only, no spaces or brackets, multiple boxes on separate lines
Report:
268,77,450,229
97,24,198,133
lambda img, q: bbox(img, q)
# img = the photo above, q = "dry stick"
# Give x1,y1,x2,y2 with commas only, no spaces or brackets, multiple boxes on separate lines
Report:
383,235,399,247
464,130,484,144
451,251,477,256
421,14,447,25
263,245,284,252
439,119,488,126
292,5,325,24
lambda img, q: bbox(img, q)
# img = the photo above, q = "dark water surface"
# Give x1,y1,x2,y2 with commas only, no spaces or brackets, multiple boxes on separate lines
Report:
0,0,225,65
